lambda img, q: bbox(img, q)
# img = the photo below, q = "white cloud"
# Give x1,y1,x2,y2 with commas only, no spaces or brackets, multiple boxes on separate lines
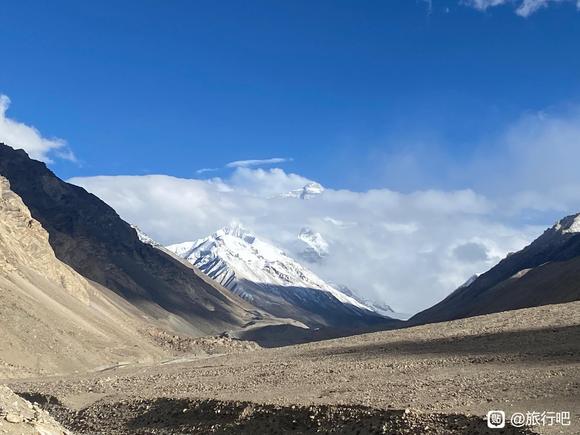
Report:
68,105,580,315
69,168,537,315
463,0,580,16
371,105,580,217
471,107,580,214
226,157,293,168
228,167,310,197
195,167,220,175
0,94,75,163
466,0,508,11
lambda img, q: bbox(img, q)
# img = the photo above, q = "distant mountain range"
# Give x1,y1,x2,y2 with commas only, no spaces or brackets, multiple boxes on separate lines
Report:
166,224,394,329
0,143,400,351
0,141,578,355
333,284,410,320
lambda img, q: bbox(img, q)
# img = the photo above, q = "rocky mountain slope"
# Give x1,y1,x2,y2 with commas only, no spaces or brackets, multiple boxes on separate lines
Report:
0,143,268,338
167,224,394,330
411,213,580,324
0,175,167,378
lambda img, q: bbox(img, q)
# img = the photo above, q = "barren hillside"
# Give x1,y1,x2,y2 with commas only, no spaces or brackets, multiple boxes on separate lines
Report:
0,144,271,337
0,176,169,378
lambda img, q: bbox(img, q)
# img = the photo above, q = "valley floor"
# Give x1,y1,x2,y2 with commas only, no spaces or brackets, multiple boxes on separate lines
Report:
4,301,580,434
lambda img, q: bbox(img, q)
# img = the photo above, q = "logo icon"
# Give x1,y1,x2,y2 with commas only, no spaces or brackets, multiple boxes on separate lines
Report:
511,412,526,427
487,410,506,429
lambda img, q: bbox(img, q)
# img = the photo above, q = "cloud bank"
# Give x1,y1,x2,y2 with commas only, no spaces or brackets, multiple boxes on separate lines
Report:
0,95,74,163
68,171,538,315
69,106,580,315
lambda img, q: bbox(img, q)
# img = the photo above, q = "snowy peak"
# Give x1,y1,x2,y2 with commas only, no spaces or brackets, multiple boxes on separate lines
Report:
215,222,256,243
166,225,372,312
168,224,257,261
298,227,329,262
553,213,580,235
281,182,325,200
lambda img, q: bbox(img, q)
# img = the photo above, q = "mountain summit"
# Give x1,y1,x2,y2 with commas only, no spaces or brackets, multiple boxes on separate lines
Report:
280,182,325,199
297,227,329,263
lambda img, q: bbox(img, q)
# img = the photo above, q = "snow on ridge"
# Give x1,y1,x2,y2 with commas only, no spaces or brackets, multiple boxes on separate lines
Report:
166,223,372,312
332,284,407,319
553,213,580,234
458,274,478,289
165,240,197,257
563,214,580,234
131,225,162,248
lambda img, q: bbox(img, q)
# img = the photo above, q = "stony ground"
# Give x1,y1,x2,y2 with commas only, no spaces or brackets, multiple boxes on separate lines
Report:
0,385,70,435
5,301,580,434
13,395,535,435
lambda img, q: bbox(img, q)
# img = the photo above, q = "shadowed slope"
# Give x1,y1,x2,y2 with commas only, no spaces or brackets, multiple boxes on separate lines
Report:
0,176,167,377
411,214,580,325
0,143,263,336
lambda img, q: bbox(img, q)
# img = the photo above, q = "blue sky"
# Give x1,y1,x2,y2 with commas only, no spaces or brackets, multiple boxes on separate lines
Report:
2,1,580,311
1,0,579,191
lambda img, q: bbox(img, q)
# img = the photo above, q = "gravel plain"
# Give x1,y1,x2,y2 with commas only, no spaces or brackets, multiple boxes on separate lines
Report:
6,301,580,434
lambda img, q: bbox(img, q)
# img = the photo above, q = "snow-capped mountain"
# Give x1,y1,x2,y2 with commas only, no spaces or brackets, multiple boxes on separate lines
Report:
333,285,410,320
297,227,329,263
280,182,325,199
168,223,367,309
167,223,393,328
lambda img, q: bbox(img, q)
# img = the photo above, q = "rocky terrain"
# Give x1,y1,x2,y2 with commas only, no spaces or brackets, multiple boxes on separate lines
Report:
6,301,579,434
0,385,70,435
0,168,261,378
6,397,535,434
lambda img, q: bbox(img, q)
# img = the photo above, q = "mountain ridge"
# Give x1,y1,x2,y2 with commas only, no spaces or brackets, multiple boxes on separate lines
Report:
0,143,268,338
0,174,168,377
411,212,580,324
166,223,396,330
